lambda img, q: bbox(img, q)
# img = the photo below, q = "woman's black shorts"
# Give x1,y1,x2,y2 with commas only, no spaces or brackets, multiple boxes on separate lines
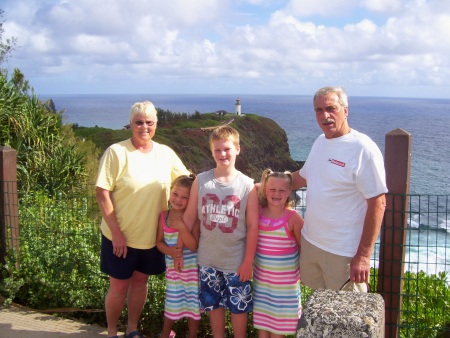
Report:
100,235,165,279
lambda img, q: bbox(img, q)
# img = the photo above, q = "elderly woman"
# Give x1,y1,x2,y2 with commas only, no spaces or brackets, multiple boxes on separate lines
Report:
96,101,189,338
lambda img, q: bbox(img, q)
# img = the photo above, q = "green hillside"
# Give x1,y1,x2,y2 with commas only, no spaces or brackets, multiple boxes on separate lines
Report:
73,112,302,181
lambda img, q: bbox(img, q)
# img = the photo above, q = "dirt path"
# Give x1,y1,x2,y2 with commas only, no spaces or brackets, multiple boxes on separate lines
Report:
200,118,234,131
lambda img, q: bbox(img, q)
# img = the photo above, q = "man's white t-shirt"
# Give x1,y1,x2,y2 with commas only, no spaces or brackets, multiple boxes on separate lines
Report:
299,129,388,257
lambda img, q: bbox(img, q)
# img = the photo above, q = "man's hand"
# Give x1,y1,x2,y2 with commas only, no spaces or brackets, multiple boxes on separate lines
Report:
350,253,370,283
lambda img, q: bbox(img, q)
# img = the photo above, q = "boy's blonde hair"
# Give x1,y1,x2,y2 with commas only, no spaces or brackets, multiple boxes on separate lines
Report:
258,168,294,208
209,126,240,149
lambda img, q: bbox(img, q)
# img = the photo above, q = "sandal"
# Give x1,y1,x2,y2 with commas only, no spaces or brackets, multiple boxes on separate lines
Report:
169,330,176,338
123,330,144,338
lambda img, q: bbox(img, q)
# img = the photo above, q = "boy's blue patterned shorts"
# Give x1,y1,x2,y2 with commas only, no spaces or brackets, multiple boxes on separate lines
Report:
198,265,253,314
199,266,253,314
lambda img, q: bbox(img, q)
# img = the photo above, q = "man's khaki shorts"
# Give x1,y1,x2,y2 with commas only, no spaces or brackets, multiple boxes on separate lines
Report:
300,236,352,291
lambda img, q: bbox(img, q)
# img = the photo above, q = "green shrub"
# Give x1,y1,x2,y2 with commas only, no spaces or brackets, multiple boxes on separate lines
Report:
1,189,107,313
1,188,450,337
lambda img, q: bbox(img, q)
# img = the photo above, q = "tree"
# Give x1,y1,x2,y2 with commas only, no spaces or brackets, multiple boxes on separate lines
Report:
11,67,30,93
0,10,101,194
0,69,101,194
0,9,17,67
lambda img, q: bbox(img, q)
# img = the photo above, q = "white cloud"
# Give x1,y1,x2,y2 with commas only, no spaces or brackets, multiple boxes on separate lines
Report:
1,0,450,97
363,0,403,13
157,0,227,26
284,0,357,17
344,19,377,34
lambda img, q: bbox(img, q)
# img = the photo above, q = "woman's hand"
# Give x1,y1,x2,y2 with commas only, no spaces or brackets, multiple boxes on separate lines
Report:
111,229,127,258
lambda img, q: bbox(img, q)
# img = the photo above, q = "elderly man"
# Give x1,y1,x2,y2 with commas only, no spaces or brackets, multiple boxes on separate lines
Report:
292,86,387,291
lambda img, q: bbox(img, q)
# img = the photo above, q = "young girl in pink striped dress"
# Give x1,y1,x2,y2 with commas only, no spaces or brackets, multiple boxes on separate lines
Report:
156,174,200,338
253,169,304,337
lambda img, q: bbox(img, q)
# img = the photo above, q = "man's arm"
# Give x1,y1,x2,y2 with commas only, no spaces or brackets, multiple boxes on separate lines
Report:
292,170,307,190
350,193,386,283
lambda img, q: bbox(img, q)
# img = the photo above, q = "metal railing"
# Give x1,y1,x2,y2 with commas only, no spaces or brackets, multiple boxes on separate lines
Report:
1,184,449,337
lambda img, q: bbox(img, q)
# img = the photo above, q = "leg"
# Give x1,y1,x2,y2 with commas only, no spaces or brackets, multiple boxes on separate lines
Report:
258,329,284,338
105,276,131,337
270,333,284,338
126,270,149,334
223,273,252,338
198,266,226,338
209,307,226,338
187,318,200,338
299,237,326,290
258,330,270,338
323,253,352,291
230,312,248,338
160,317,176,338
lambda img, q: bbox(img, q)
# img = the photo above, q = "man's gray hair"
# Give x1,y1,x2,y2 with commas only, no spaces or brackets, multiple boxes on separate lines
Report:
313,86,348,108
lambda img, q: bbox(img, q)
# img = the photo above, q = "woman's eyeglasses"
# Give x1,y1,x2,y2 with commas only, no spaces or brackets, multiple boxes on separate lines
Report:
134,120,156,126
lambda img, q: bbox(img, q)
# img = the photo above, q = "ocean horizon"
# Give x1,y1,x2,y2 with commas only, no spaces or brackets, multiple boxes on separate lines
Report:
41,93,450,194
40,93,450,275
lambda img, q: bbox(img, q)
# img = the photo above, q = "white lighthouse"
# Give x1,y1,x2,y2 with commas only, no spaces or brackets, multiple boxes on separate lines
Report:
235,97,241,115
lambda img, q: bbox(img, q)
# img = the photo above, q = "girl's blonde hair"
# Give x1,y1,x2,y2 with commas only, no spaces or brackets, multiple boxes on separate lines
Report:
168,173,196,209
258,168,294,208
170,172,196,191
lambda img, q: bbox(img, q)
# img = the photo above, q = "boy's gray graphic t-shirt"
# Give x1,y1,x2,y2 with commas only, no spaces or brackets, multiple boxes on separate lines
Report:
196,169,254,273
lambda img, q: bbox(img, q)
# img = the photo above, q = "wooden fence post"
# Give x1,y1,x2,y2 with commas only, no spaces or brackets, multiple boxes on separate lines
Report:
378,129,411,338
0,146,19,269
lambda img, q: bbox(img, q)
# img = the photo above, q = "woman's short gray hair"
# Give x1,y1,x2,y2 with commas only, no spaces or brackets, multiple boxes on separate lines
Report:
130,101,158,122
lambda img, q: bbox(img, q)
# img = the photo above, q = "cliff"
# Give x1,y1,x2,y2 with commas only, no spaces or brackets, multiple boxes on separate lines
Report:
74,113,301,181
162,114,301,180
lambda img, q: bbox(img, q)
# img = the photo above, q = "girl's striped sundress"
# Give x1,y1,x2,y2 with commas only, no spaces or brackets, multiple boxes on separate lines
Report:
253,209,301,335
161,212,200,321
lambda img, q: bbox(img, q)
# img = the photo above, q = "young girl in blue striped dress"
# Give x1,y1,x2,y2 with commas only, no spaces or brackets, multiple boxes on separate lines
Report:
156,174,200,338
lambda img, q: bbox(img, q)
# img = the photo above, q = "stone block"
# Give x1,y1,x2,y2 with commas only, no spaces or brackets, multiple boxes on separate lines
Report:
297,289,385,338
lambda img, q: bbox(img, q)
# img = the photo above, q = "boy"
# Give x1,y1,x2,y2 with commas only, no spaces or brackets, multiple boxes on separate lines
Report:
183,126,259,338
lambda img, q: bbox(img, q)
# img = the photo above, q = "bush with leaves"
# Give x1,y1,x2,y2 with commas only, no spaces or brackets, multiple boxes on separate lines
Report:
0,69,100,194
401,271,450,337
1,189,107,311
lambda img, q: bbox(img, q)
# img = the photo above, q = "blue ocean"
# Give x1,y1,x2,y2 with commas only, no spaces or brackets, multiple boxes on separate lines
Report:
42,93,450,274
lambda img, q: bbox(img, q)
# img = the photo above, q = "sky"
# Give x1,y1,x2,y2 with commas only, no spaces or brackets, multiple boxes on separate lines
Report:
1,0,450,98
